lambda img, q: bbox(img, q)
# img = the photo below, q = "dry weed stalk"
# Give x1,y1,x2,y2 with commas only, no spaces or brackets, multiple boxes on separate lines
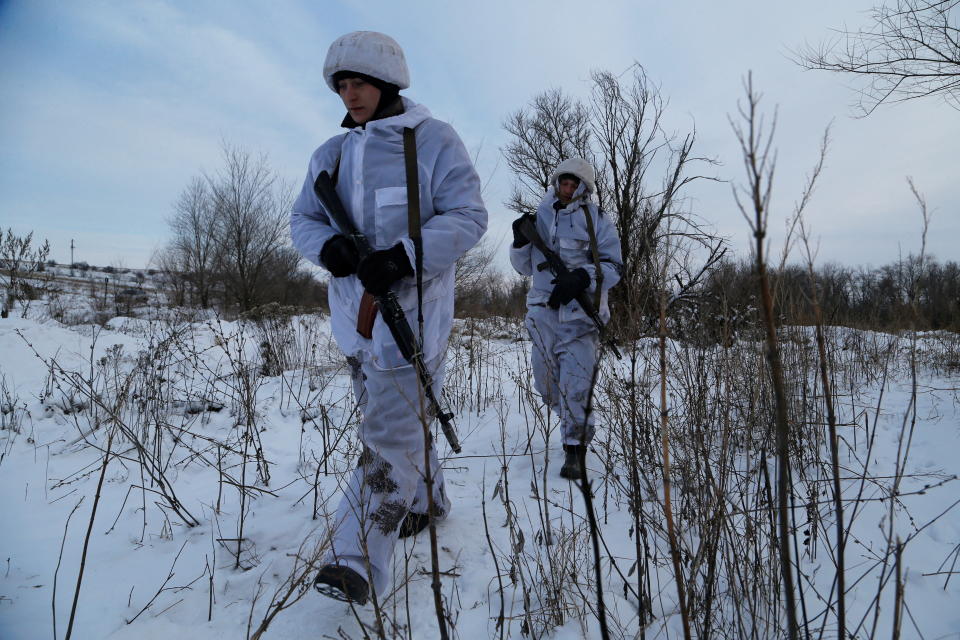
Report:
730,72,799,640
655,234,691,640
64,432,113,640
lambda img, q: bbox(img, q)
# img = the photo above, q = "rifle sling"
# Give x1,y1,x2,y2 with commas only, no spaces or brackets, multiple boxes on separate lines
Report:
403,127,424,344
581,204,603,310
349,128,424,340
403,128,421,244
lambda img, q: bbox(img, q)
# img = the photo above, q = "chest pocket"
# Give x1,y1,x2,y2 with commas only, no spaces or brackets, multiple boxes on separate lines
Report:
374,187,408,248
555,224,592,268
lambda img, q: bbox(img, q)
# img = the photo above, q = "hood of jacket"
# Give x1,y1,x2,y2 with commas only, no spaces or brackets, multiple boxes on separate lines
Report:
541,182,593,212
549,157,597,195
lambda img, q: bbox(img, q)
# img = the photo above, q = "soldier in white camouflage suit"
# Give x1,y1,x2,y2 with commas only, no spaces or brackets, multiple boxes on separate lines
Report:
510,158,622,479
290,31,487,605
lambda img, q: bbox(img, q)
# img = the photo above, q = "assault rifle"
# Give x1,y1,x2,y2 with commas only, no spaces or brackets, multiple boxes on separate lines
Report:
518,217,622,360
313,171,461,453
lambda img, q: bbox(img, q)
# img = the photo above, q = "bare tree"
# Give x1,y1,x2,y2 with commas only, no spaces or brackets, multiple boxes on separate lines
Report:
797,0,960,114
164,177,219,308
210,145,299,312
589,67,723,337
502,89,593,216
158,145,302,313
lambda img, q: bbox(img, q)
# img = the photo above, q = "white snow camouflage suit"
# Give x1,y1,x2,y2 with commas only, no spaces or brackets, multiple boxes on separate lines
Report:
509,178,622,446
290,97,487,596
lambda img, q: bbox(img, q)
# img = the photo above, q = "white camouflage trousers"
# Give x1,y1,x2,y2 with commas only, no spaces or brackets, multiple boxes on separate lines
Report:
326,352,451,597
526,306,600,446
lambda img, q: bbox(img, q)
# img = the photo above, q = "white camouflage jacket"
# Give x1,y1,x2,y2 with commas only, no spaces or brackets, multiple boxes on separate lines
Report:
291,98,487,368
510,184,622,324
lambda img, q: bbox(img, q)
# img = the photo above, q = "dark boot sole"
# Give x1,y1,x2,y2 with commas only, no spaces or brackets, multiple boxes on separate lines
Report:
315,582,364,604
314,566,369,606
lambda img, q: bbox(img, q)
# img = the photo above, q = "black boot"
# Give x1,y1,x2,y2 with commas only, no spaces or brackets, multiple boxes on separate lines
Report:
560,444,586,480
314,564,369,605
398,511,431,538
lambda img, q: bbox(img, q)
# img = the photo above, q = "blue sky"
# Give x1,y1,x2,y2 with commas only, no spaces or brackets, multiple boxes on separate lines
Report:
1,0,957,269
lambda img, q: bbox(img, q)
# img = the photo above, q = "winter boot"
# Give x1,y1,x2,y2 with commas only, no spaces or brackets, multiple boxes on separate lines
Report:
559,444,586,480
314,564,369,605
398,511,431,538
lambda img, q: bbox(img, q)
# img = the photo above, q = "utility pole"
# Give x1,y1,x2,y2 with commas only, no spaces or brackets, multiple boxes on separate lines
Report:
70,239,75,276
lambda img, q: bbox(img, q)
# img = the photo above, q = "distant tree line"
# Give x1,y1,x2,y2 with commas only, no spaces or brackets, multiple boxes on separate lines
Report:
689,255,960,338
153,138,955,336
449,252,960,336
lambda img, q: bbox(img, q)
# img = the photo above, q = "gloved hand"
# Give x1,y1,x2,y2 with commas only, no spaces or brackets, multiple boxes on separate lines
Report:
357,243,413,296
511,213,536,248
320,235,360,278
548,268,591,309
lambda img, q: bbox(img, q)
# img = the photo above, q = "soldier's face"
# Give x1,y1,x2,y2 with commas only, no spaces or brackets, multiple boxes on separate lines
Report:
557,177,580,204
338,77,381,124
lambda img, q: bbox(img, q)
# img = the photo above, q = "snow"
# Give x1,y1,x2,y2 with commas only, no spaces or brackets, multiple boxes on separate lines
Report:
1,313,958,639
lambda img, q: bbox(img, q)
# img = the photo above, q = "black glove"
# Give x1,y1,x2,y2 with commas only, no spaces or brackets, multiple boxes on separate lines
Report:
320,235,360,278
548,268,591,309
511,214,536,248
357,243,413,296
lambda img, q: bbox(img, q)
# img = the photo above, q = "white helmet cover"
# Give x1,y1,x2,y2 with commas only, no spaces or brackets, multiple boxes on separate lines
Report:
323,31,410,93
549,157,597,195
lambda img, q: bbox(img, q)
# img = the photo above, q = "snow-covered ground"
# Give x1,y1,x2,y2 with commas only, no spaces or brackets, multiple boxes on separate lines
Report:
2,263,159,326
1,310,958,639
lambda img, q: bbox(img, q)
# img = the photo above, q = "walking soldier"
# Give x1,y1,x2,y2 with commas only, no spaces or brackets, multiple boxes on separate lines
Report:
290,31,487,605
510,158,622,479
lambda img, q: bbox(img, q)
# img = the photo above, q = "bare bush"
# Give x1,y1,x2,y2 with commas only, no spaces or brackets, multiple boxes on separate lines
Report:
1,227,51,317
453,238,529,319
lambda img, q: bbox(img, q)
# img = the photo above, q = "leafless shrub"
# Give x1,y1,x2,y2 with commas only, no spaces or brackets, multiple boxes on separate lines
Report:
0,374,27,434
1,227,52,317
240,302,301,376
454,238,528,320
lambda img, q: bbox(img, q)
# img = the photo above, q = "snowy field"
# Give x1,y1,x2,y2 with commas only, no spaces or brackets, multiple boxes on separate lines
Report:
1,308,958,639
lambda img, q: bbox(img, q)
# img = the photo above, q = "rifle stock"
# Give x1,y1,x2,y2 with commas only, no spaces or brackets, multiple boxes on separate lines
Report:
313,171,462,453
